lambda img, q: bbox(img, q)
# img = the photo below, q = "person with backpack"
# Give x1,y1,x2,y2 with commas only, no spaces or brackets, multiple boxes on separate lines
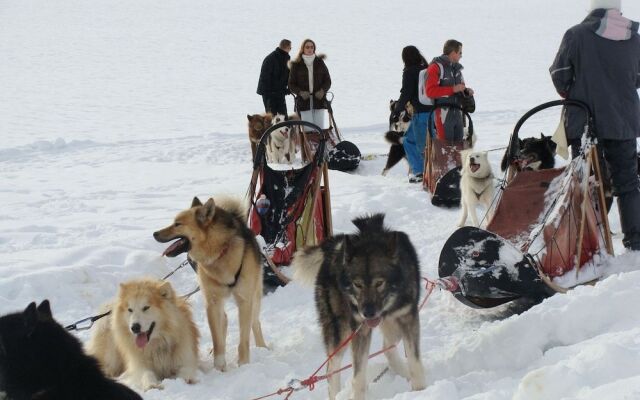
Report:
550,0,640,251
391,45,433,183
426,39,474,142
257,39,292,115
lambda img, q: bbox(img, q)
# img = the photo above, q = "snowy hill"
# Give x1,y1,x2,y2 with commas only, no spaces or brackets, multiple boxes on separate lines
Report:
1,0,640,399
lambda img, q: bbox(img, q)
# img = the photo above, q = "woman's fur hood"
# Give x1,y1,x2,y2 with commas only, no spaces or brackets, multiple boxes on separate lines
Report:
289,53,327,67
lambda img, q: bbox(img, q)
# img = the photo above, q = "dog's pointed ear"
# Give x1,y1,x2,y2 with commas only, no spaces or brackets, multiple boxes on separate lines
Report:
158,281,175,299
191,197,203,208
36,300,52,319
196,198,216,225
23,302,38,335
247,114,252,121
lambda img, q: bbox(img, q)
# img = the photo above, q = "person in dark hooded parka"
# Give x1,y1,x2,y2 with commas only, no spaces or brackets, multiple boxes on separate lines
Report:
550,0,640,251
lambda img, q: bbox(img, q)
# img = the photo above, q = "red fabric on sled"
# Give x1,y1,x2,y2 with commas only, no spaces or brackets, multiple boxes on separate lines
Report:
487,168,564,244
424,138,467,195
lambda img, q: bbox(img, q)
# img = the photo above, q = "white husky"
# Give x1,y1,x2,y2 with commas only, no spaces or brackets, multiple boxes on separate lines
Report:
458,150,495,227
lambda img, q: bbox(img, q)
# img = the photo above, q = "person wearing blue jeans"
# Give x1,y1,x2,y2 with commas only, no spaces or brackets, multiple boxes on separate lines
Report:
402,111,431,182
391,45,434,183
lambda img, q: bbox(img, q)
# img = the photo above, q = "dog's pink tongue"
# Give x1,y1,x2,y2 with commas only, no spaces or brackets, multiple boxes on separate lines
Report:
135,333,149,348
366,317,381,328
470,164,480,173
162,239,184,257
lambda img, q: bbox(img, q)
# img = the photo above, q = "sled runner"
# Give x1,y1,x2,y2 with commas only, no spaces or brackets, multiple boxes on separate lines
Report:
423,104,475,207
247,120,333,288
438,100,613,308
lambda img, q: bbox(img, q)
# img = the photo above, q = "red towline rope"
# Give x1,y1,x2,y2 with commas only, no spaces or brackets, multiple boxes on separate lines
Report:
250,276,438,400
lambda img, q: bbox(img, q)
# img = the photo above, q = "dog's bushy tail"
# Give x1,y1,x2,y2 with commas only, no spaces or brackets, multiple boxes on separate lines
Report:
216,196,248,222
384,130,404,145
291,245,325,287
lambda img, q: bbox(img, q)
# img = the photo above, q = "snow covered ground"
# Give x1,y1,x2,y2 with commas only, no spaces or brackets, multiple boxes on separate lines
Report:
2,0,640,399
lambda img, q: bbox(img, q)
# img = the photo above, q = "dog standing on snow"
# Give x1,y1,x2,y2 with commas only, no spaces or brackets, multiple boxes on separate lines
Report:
292,214,426,400
458,150,495,227
86,279,199,391
153,196,268,372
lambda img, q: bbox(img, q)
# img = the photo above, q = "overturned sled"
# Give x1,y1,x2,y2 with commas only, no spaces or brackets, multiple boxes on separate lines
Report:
438,100,613,308
247,120,333,288
423,105,475,207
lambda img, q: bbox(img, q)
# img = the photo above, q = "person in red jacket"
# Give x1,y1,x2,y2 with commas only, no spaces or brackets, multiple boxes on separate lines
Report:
426,39,474,141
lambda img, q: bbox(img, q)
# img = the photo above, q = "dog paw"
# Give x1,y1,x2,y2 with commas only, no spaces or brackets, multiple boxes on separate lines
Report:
178,367,199,384
143,382,164,391
183,377,199,385
410,373,427,391
141,373,164,391
213,355,227,372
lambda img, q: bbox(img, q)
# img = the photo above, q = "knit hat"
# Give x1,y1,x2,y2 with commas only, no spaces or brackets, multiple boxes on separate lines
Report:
590,0,621,10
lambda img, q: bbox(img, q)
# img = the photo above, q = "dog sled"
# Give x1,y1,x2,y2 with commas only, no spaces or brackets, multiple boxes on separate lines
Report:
297,92,361,171
423,104,475,207
247,119,333,288
438,100,613,308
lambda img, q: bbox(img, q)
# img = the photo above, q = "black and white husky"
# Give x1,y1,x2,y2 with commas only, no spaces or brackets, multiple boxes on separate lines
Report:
292,214,426,400
382,100,412,176
267,114,296,164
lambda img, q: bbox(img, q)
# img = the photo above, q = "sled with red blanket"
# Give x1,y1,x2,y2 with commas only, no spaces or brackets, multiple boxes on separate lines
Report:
247,120,333,288
438,100,614,308
423,104,475,207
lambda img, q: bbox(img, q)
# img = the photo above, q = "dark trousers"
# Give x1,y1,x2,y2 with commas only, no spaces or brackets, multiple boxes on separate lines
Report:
601,139,640,250
262,95,287,116
573,138,640,250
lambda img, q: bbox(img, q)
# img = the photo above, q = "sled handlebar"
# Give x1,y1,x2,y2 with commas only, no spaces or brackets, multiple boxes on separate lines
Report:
505,99,594,165
254,120,328,169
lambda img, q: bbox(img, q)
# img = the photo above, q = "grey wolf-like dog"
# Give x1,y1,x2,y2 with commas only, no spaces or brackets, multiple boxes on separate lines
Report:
292,214,426,400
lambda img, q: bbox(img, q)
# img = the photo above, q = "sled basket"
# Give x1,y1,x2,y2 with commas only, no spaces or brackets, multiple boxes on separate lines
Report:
247,120,333,288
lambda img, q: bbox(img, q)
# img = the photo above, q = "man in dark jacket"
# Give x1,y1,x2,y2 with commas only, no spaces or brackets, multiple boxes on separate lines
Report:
550,0,640,251
257,39,292,115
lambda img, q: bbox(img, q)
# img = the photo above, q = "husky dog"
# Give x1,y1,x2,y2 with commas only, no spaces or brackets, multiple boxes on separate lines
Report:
268,113,297,164
247,113,272,159
382,100,413,176
0,300,141,400
153,196,267,372
292,214,426,400
501,134,557,172
459,150,495,227
86,279,199,391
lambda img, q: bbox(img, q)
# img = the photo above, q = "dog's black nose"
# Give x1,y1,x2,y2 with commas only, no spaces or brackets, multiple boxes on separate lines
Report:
362,304,377,319
131,323,141,334
470,157,475,163
153,232,159,239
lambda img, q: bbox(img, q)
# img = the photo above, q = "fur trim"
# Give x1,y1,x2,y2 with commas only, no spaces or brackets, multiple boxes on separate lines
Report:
290,53,327,65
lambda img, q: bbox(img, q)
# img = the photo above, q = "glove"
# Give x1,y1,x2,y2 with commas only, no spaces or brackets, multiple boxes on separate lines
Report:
314,89,325,100
299,91,310,100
